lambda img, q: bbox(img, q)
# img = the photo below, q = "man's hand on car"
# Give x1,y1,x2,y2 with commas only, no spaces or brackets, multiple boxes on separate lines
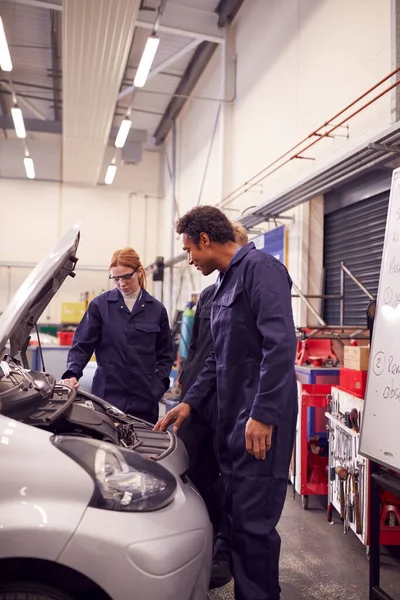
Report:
245,418,273,460
153,402,191,432
59,376,80,389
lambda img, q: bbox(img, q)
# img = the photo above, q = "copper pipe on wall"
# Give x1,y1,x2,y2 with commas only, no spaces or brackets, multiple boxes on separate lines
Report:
218,66,400,209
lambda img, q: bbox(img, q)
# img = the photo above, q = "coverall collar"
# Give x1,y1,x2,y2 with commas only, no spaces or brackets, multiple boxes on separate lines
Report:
106,287,154,317
228,241,254,269
214,242,255,298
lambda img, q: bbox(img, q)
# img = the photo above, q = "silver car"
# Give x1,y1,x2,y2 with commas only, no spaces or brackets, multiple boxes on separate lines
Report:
0,223,212,600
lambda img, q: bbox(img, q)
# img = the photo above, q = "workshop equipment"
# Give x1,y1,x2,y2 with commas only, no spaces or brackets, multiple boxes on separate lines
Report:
297,384,330,510
178,301,195,360
296,331,339,367
339,367,368,398
326,386,400,551
354,470,362,535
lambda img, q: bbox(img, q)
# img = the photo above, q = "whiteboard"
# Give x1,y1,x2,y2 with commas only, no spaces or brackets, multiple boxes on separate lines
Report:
360,167,400,471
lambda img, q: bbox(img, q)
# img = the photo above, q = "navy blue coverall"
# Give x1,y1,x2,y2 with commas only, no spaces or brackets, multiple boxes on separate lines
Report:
184,242,298,600
63,287,173,424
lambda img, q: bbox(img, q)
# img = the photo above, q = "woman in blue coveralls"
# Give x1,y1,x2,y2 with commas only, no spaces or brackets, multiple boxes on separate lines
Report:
61,247,174,424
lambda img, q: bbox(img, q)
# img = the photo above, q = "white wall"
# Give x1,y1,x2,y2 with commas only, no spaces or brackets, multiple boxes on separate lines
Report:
0,148,163,321
226,0,393,203
0,135,163,193
161,0,393,324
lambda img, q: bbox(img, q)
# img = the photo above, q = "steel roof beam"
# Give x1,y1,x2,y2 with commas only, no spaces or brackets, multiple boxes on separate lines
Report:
136,4,224,44
11,0,62,10
152,0,244,146
154,41,217,145
216,0,246,28
118,38,201,101
0,116,148,142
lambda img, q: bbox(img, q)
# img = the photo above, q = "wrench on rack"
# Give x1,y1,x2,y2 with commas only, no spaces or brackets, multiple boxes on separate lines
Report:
326,423,335,522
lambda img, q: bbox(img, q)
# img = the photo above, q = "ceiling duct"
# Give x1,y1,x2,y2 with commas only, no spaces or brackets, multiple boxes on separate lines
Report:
62,0,140,185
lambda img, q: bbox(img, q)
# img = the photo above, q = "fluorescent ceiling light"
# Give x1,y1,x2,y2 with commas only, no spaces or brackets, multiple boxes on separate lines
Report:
11,107,26,138
24,157,35,179
115,119,132,149
0,17,12,72
105,164,117,185
134,35,160,88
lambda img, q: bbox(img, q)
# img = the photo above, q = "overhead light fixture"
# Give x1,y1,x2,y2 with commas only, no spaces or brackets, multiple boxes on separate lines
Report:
11,107,26,138
105,164,117,185
24,156,35,179
134,35,160,88
0,17,12,72
115,118,132,149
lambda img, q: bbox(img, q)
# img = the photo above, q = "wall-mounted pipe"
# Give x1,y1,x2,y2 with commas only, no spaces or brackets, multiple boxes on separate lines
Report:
218,66,400,209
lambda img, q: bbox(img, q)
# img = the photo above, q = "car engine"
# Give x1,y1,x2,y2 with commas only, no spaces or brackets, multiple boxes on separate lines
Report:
0,357,173,461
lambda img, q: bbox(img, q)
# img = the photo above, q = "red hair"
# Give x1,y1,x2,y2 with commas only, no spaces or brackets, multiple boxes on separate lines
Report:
109,247,147,288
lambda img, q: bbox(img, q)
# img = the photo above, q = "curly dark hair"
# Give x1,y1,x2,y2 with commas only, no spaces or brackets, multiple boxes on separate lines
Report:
175,206,235,245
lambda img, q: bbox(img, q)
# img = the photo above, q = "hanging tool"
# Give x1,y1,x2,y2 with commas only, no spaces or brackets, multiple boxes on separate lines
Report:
354,469,362,535
336,465,348,521
357,460,365,536
327,423,335,522
349,408,360,433
344,476,349,532
347,472,355,524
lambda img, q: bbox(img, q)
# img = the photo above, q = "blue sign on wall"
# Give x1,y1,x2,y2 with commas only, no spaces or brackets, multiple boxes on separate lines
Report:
252,225,286,265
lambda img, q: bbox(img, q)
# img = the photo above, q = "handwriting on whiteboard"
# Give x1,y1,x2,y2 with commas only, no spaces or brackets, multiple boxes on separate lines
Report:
372,351,400,401
383,287,400,308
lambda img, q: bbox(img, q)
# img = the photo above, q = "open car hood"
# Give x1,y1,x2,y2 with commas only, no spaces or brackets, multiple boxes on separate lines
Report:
0,223,80,358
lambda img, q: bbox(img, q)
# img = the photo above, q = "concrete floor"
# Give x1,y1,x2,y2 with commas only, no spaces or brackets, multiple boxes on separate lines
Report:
210,485,400,600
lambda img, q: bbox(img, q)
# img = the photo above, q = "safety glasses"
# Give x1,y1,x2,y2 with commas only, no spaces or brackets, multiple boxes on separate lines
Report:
109,268,138,282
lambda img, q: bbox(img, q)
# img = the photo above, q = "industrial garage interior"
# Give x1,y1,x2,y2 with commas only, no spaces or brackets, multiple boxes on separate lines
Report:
1,1,400,599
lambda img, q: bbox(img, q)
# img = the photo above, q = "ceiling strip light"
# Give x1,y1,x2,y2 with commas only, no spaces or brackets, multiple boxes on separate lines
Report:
105,164,117,185
0,17,12,72
24,157,35,179
134,35,160,88
115,119,132,149
11,107,26,138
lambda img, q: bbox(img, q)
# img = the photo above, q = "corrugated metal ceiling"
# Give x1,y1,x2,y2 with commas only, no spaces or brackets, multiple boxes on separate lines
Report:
0,0,228,182
0,0,54,120
114,0,221,146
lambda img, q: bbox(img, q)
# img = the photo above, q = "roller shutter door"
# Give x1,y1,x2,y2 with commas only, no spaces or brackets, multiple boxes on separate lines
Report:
323,192,389,326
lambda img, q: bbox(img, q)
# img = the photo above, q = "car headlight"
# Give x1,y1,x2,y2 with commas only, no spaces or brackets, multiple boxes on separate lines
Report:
52,436,177,512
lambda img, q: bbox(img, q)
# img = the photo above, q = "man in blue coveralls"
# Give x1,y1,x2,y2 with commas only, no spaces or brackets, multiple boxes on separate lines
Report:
155,206,297,600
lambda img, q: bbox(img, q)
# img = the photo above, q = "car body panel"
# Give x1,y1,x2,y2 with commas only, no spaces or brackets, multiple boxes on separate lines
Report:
0,224,213,600
59,481,212,600
0,223,80,357
0,414,94,560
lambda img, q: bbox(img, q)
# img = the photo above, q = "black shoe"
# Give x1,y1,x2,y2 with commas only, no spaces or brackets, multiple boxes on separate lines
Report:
209,558,232,589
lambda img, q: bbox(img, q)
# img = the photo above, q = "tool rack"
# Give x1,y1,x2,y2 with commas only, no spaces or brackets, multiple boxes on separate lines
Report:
326,386,400,550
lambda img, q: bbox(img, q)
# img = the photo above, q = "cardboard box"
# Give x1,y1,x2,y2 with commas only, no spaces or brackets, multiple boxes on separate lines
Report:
344,345,370,371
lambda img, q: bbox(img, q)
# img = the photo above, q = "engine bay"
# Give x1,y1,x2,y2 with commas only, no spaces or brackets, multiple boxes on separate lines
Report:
0,357,174,461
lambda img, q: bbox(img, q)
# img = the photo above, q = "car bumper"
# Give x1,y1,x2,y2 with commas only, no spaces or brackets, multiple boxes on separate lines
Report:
58,476,213,600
